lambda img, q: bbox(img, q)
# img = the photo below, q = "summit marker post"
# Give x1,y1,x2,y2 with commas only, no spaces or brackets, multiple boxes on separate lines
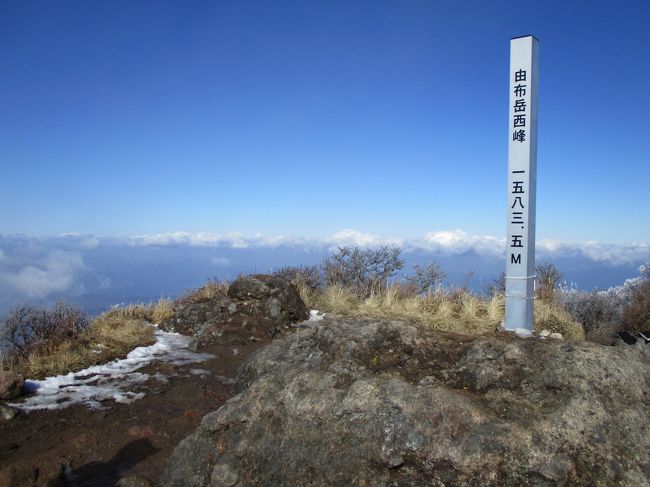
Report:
505,35,539,332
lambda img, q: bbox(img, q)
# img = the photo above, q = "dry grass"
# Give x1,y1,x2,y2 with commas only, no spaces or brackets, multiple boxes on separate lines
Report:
100,298,175,324
0,350,15,373
16,302,168,379
25,341,96,379
302,284,585,340
177,280,229,305
535,299,586,340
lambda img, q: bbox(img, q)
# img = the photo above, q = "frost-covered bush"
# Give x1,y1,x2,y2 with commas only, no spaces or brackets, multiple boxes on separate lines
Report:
621,262,650,333
561,265,649,343
561,290,625,344
640,262,650,279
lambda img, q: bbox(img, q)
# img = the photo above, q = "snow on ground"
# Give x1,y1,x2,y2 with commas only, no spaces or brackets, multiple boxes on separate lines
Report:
291,310,325,327
9,330,214,411
10,312,326,411
308,310,325,321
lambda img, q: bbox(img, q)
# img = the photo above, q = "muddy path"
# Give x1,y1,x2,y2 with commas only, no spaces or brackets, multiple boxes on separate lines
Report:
0,339,268,486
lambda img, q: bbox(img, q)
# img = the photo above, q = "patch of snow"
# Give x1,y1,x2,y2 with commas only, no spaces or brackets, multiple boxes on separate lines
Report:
292,310,326,327
514,328,533,338
309,309,325,321
214,375,235,385
9,330,214,411
151,372,169,384
190,368,211,376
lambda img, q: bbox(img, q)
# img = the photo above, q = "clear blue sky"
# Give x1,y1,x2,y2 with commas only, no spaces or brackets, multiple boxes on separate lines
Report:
1,0,648,243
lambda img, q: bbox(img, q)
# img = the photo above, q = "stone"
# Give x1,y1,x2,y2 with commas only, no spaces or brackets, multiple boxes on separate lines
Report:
0,371,25,400
538,329,551,337
160,274,309,347
116,475,153,487
210,463,238,487
514,328,533,338
227,274,309,325
162,316,650,486
0,404,19,421
549,332,564,340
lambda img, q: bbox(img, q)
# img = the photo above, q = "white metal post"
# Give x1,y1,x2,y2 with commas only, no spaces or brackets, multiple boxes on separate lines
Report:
505,35,539,331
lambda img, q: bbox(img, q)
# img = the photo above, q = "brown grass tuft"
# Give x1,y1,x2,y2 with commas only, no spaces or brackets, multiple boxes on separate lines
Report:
11,302,164,379
305,284,584,340
535,299,586,340
177,280,229,305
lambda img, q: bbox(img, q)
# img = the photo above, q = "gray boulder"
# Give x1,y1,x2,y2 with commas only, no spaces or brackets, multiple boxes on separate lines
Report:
160,274,309,346
162,317,650,486
226,273,310,327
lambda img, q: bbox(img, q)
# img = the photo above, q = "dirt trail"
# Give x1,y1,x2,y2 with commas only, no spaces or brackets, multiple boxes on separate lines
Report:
0,339,267,486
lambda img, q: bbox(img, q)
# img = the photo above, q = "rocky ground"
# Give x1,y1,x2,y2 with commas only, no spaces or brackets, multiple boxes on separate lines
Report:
0,338,267,486
0,274,308,486
163,316,650,487
3,275,649,486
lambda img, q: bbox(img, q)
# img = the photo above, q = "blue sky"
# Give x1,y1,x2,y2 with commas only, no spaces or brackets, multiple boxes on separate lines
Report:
1,1,650,314
1,0,648,242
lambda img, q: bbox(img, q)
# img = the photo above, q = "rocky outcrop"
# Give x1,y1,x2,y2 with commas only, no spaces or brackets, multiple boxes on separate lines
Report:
162,316,650,486
160,275,309,346
0,371,25,401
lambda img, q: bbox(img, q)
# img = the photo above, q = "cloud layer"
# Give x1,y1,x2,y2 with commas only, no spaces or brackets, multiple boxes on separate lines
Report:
0,230,648,315
111,229,650,265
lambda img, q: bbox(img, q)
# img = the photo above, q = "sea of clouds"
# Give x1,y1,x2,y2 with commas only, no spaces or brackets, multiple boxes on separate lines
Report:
0,229,648,318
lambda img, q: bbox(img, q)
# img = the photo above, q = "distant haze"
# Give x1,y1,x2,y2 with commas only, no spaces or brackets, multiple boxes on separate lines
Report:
0,231,647,318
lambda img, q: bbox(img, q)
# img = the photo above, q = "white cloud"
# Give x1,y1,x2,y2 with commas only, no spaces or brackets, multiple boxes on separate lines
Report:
1,250,86,299
324,229,403,249
537,239,650,265
125,231,302,249
411,229,504,257
85,231,650,264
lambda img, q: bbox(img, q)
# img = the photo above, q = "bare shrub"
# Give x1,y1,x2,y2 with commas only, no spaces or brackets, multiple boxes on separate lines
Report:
484,272,506,297
272,265,322,291
323,246,404,297
1,302,89,358
536,262,563,302
404,262,446,295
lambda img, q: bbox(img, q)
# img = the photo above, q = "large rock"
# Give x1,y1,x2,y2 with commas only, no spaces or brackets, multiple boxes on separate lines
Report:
0,371,25,401
162,316,650,486
226,274,309,326
160,274,309,346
